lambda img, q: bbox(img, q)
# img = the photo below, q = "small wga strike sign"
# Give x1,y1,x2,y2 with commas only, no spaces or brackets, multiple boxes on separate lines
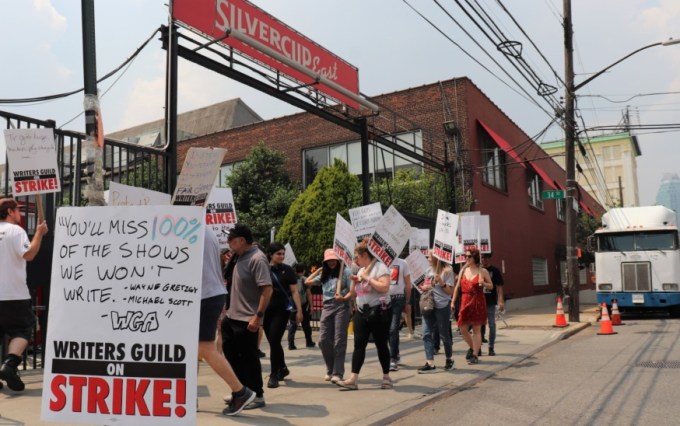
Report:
41,206,204,425
4,128,61,195
366,206,410,268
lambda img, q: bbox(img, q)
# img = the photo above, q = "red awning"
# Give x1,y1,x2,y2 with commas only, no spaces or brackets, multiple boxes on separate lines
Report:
478,120,526,168
527,162,559,190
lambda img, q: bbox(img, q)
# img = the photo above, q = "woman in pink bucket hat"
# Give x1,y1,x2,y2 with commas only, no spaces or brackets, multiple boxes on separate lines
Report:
305,248,352,384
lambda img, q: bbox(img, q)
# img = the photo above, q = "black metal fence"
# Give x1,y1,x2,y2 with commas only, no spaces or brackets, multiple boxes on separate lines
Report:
1,110,171,369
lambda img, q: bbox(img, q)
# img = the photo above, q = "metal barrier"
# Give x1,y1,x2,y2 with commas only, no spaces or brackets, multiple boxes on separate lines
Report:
1,110,171,370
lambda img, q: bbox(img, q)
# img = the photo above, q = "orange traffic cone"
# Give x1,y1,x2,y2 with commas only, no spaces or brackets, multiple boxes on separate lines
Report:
553,297,568,328
597,302,617,335
610,299,625,325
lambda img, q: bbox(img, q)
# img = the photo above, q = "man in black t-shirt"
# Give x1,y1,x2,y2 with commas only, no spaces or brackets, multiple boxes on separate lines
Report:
481,252,505,356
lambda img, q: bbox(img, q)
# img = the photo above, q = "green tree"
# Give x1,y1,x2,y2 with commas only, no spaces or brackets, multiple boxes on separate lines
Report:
121,155,166,192
370,169,450,216
227,142,298,244
578,211,601,266
278,159,361,267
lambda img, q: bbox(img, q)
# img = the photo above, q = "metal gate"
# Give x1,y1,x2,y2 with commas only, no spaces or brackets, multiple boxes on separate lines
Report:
1,109,172,369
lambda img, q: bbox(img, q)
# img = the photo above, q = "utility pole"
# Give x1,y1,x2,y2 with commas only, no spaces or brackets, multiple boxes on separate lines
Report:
563,0,580,322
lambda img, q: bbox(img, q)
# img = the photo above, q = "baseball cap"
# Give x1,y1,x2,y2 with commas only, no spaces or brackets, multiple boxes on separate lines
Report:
227,223,254,244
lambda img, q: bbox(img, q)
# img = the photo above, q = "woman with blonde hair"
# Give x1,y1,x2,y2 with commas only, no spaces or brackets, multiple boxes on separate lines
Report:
335,238,393,391
417,251,455,373
451,247,493,365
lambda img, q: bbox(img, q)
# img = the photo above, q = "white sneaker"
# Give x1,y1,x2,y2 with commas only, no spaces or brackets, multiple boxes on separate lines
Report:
389,361,399,371
324,374,332,381
330,375,343,384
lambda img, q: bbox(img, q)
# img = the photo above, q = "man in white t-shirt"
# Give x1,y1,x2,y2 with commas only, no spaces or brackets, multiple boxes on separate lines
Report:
0,198,48,391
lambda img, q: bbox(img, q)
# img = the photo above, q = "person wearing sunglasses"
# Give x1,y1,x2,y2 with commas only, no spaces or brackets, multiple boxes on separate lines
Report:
451,247,493,365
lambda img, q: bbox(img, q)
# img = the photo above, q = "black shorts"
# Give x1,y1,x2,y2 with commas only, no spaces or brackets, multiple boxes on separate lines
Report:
199,294,226,342
0,299,35,341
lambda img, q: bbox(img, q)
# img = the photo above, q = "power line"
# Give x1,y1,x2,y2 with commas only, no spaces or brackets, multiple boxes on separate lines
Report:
494,0,566,87
447,0,561,109
579,91,680,103
401,0,548,115
0,27,161,105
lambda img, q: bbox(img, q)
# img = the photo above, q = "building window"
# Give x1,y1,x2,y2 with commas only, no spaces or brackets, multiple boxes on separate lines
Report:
527,172,544,209
532,257,548,286
214,163,235,187
480,128,507,192
302,130,423,188
556,197,566,221
304,147,329,187
602,145,621,161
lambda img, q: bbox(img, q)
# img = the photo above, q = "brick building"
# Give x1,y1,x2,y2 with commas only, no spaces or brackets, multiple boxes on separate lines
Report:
178,77,603,308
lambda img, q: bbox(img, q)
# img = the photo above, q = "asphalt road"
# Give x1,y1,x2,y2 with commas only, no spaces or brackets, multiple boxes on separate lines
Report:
391,315,680,426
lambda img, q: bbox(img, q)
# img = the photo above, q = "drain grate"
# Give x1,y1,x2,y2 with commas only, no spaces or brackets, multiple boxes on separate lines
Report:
636,360,680,369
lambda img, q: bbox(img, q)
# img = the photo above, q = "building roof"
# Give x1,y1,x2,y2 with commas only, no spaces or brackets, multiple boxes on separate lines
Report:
541,132,642,156
106,98,262,146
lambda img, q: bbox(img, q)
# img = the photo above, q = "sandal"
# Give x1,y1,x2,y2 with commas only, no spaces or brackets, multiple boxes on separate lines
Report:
381,378,393,389
336,380,358,391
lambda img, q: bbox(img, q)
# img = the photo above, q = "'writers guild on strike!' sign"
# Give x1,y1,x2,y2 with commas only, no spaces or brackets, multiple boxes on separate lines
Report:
41,206,204,426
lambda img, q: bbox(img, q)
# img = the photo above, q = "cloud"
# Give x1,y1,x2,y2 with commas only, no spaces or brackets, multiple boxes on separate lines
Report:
33,0,67,31
638,0,680,36
118,76,167,130
55,64,72,79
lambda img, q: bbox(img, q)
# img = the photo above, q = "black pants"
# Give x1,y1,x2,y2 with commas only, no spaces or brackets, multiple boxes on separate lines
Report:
221,318,264,397
263,307,290,375
351,307,392,375
288,303,313,346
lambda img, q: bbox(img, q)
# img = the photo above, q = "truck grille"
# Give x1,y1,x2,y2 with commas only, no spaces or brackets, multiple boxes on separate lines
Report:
622,262,651,292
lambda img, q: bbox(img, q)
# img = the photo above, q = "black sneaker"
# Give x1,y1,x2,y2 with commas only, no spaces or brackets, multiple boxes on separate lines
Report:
465,348,473,360
0,363,25,392
244,396,266,410
467,355,479,365
417,363,436,374
288,344,297,350
433,347,440,355
267,375,279,388
477,349,482,357
306,342,316,348
489,348,496,356
445,358,455,371
222,387,255,416
258,349,266,358
482,337,488,343
277,366,290,381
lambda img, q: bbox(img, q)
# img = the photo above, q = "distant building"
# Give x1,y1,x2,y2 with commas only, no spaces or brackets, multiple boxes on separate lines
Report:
107,98,263,147
542,132,641,208
655,173,680,225
178,76,604,308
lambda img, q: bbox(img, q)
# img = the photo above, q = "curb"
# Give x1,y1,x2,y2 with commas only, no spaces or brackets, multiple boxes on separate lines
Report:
367,320,593,426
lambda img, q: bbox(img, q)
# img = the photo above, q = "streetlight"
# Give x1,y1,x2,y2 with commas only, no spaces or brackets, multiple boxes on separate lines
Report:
563,0,679,322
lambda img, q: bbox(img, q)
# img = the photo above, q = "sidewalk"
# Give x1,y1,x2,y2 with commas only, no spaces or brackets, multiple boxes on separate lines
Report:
0,304,598,425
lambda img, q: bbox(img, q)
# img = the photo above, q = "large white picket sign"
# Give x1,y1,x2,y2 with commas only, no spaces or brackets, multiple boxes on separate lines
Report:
41,206,204,426
333,213,356,268
432,209,459,264
4,128,61,196
205,187,237,249
409,227,430,255
348,202,382,241
172,147,226,206
405,249,430,291
106,181,171,206
367,205,410,268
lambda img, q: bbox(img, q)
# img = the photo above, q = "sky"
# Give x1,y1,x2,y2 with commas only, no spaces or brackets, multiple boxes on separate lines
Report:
1,0,679,206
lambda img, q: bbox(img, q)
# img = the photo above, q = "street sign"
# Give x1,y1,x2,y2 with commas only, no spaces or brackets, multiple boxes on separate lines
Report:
542,190,565,200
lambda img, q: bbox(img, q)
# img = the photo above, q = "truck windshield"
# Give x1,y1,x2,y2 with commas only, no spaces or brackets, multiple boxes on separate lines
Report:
598,231,678,252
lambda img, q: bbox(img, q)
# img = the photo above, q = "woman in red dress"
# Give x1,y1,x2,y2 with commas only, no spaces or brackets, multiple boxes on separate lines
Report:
452,247,493,365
